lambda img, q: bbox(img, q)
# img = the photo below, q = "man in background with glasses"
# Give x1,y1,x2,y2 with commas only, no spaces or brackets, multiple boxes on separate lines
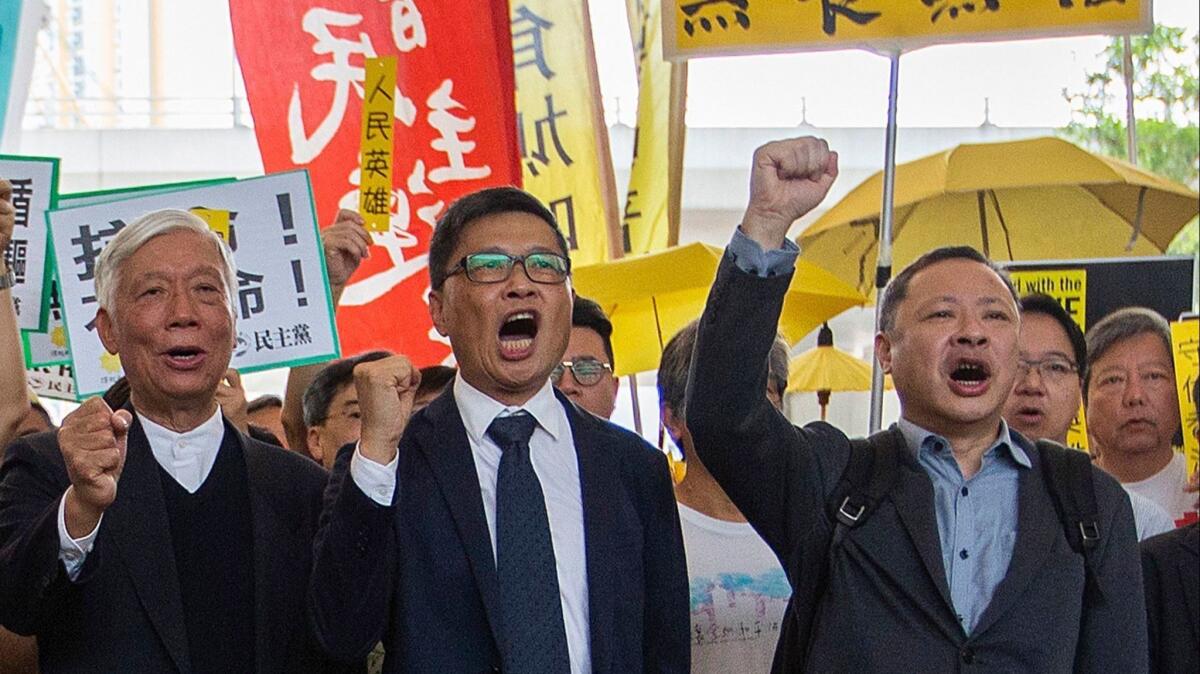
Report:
1003,294,1173,540
552,296,619,419
308,186,689,673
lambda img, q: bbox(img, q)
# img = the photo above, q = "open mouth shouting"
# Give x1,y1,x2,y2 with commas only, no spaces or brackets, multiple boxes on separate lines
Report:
947,357,992,397
162,346,208,371
498,311,540,360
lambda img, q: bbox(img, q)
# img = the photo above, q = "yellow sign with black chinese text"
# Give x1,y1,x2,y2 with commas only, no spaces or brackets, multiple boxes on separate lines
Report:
359,56,397,233
662,0,1150,60
1009,269,1089,451
1170,317,1198,474
513,1,620,266
624,0,687,255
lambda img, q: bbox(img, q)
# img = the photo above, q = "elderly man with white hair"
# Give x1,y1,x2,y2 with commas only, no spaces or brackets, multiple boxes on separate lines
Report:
0,210,345,673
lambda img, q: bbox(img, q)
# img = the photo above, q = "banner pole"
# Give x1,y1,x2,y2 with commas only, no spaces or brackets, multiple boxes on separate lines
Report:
869,50,901,434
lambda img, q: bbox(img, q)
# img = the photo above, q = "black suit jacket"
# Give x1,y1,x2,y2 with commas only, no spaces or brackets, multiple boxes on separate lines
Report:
1141,522,1199,673
308,387,689,673
0,412,338,673
686,252,1148,672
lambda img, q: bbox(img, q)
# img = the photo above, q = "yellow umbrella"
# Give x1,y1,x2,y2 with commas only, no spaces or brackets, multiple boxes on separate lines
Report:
797,136,1200,296
572,242,866,376
787,323,891,420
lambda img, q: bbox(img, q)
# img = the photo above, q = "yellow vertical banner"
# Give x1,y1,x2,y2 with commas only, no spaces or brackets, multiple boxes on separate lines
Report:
1169,317,1199,474
624,0,686,256
1009,269,1089,451
359,56,397,234
513,1,620,266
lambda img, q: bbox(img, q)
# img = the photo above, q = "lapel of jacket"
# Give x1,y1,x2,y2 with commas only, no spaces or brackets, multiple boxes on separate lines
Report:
559,392,616,674
105,412,192,674
413,389,505,648
971,443,1057,636
884,426,957,618
1177,524,1200,644
240,424,307,674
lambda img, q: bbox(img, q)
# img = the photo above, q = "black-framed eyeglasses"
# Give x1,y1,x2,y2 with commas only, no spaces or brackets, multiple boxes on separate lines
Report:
1017,357,1078,381
447,252,571,285
551,358,613,387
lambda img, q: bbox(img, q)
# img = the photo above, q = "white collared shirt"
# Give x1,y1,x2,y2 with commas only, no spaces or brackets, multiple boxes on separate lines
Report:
351,376,592,674
57,408,225,580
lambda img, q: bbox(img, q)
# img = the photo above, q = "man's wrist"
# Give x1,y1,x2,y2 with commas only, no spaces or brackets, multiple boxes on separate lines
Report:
359,436,398,465
63,487,105,539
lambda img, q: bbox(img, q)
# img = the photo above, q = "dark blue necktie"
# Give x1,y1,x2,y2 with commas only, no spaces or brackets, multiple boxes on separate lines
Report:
488,412,572,674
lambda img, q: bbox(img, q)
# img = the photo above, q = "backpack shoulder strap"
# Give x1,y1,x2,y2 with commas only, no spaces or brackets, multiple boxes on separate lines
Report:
830,427,902,531
1036,439,1103,599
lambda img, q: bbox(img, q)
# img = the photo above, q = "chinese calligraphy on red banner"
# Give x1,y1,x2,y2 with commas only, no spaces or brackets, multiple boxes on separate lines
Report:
230,0,519,365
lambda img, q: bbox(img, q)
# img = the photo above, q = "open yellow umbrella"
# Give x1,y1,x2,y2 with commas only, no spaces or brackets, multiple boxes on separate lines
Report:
572,242,866,376
797,136,1200,296
787,323,891,420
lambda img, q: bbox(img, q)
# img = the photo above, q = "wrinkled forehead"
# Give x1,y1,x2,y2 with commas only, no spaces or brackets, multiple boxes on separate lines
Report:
455,210,567,258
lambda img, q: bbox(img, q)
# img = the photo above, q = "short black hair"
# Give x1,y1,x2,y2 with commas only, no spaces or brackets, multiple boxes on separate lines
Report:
416,365,457,399
427,186,569,291
658,320,788,416
246,394,282,415
878,246,1018,334
571,295,615,367
1019,293,1086,380
302,350,392,427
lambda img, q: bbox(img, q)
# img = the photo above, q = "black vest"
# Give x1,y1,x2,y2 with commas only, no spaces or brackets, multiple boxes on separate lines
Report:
159,429,256,673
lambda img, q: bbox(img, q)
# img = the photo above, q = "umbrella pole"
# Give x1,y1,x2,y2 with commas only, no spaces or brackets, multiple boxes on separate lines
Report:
1121,35,1138,166
627,373,644,436
869,50,902,434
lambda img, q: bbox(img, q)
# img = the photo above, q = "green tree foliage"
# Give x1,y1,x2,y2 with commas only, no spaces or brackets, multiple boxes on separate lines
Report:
1061,25,1199,255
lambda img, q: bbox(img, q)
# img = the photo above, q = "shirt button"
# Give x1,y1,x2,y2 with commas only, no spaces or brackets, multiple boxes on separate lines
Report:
961,486,969,497
961,647,975,664
959,549,969,560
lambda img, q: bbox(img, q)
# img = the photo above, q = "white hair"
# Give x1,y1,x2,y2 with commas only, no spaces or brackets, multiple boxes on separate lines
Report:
94,208,238,320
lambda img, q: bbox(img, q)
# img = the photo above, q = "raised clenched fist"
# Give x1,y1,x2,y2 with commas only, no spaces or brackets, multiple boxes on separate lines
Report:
740,136,839,251
354,355,421,465
58,397,133,537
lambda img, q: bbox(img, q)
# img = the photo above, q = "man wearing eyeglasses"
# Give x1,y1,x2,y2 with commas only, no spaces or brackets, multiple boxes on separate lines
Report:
308,187,689,673
552,296,619,419
1003,294,1173,540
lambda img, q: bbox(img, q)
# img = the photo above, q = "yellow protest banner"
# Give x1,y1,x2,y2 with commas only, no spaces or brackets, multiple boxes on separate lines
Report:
1170,317,1198,474
623,0,687,255
359,56,397,233
513,1,621,266
662,0,1150,60
189,207,232,242
1010,269,1089,451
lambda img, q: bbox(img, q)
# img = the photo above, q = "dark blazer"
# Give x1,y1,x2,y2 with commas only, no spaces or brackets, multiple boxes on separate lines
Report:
1141,522,1199,673
308,387,689,673
685,252,1148,672
0,412,337,673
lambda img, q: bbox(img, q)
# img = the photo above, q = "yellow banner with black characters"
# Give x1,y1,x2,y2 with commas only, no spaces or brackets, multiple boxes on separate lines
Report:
623,0,687,255
662,0,1149,60
1170,317,1198,474
358,57,397,234
513,1,620,266
1009,269,1089,451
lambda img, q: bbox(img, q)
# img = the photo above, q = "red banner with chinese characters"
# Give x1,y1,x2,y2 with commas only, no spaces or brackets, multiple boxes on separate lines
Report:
230,0,520,365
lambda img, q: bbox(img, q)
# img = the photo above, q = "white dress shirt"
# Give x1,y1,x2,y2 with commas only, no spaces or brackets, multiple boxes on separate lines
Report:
57,408,225,580
351,376,593,674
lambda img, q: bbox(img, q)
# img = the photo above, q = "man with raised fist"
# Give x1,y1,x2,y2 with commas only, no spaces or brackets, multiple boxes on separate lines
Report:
0,209,338,672
308,187,688,673
686,137,1145,671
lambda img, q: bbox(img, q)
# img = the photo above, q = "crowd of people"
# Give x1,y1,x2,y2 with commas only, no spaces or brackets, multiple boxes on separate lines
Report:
0,136,1196,673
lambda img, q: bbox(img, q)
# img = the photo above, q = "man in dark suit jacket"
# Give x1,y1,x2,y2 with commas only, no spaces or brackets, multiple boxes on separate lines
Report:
308,187,689,673
1142,522,1199,673
0,208,352,672
686,137,1147,671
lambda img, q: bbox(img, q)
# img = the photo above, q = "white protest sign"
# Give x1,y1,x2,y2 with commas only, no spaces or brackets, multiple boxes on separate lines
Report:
22,273,69,366
1,154,58,331
47,171,340,398
26,365,75,402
